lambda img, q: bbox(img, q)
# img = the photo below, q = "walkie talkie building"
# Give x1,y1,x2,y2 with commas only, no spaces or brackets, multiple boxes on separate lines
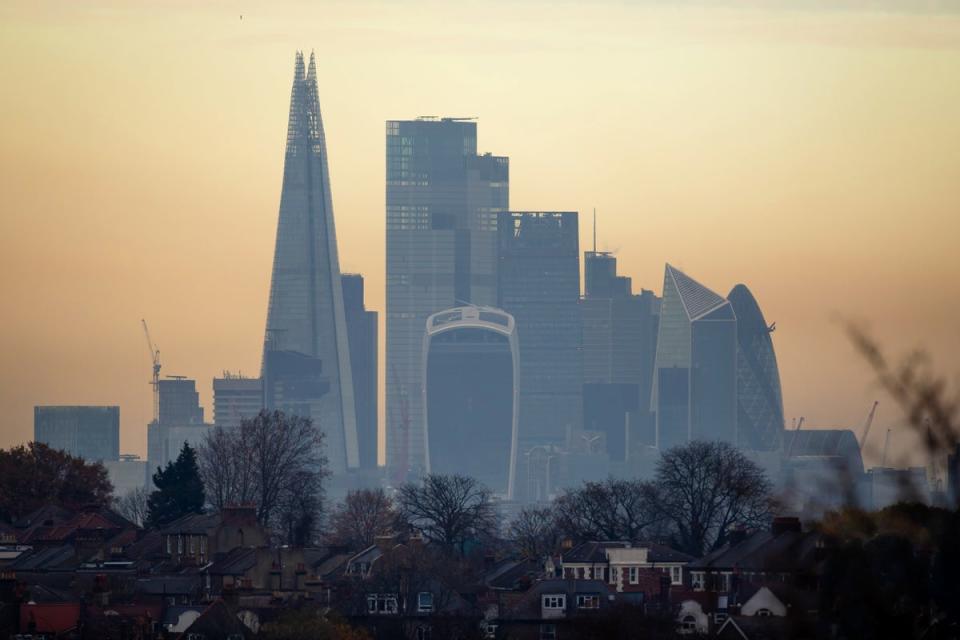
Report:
262,51,358,474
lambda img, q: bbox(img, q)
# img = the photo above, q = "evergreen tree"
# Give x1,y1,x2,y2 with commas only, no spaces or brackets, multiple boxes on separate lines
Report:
146,442,205,528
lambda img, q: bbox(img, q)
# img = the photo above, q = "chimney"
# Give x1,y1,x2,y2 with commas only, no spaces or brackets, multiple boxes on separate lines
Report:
374,534,395,552
771,517,802,536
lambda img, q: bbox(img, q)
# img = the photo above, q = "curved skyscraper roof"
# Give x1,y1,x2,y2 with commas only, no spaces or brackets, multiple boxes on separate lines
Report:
263,51,358,472
728,284,784,452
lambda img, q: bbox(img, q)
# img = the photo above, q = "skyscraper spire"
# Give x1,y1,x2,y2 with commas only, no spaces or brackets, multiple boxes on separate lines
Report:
263,51,358,473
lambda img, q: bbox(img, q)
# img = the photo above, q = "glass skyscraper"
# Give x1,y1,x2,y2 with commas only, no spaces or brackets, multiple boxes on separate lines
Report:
728,284,784,451
423,306,518,497
498,212,582,453
385,118,508,481
34,405,120,462
651,264,737,449
263,51,357,474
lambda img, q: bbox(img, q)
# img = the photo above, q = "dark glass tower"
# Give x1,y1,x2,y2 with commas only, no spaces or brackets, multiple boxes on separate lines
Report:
34,406,120,462
651,264,737,449
498,212,582,452
342,274,379,470
581,251,660,459
728,284,784,451
385,118,508,481
263,51,357,473
423,306,518,497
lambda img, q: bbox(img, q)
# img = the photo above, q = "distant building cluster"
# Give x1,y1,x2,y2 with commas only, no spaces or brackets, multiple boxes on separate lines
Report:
30,51,941,514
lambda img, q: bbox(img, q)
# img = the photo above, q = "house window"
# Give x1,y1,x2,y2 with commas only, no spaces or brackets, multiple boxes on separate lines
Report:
165,536,171,554
609,567,617,585
177,536,183,554
367,594,398,614
483,623,497,639
189,536,196,554
542,594,566,610
563,567,574,579
691,572,704,591
576,594,600,609
628,567,638,584
718,573,731,592
418,591,434,613
680,615,697,633
756,608,773,617
540,623,557,640
670,566,682,585
416,625,432,640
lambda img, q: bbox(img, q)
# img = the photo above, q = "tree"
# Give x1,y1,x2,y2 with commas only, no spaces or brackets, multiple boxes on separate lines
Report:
397,474,497,553
197,410,328,544
553,478,658,543
114,486,150,526
0,442,113,522
146,442,205,528
647,440,772,556
260,607,370,640
510,505,561,559
327,488,398,550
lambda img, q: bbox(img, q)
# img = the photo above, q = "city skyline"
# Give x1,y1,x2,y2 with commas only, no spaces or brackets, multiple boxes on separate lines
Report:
1,2,959,468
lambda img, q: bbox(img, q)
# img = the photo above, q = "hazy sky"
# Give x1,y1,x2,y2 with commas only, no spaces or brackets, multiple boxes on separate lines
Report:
1,1,958,468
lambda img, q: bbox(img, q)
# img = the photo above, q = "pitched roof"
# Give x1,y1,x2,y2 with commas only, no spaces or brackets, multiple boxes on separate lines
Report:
666,264,730,321
689,529,822,573
207,546,258,575
159,512,222,535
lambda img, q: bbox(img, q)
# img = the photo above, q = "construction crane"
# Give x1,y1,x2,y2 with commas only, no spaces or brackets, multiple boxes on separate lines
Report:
858,400,879,449
786,416,805,458
881,429,891,467
141,319,161,424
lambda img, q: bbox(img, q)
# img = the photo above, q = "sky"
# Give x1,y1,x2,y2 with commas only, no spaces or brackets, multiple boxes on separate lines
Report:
0,1,958,469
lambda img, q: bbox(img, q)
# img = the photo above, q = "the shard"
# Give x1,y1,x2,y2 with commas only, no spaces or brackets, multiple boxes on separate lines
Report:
262,51,358,473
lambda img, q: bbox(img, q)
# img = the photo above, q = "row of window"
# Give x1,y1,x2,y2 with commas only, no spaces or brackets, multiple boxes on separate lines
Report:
541,594,600,611
366,592,434,614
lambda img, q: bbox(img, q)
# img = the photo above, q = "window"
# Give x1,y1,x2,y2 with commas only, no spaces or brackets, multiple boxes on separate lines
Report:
367,594,398,614
189,536,195,554
756,608,773,617
691,572,704,591
670,566,682,585
609,567,618,585
680,615,697,633
540,623,557,640
418,591,434,613
165,536,171,554
628,567,638,584
718,573,731,592
542,594,566,609
576,594,600,609
416,625,432,640
177,536,183,554
483,623,498,639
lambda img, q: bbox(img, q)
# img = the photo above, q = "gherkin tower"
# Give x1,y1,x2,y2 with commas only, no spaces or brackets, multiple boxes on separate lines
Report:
263,51,358,472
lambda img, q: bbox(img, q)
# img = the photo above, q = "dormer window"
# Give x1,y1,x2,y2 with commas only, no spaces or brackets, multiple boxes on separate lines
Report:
670,566,682,585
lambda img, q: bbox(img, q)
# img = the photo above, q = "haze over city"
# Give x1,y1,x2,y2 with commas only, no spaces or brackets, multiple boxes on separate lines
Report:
2,0,959,466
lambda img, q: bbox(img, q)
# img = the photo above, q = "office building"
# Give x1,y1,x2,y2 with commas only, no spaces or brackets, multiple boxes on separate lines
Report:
650,264,737,449
423,306,518,497
498,211,582,455
33,405,119,462
103,455,149,496
581,251,660,459
727,284,785,451
262,51,358,474
213,375,263,430
342,274,379,470
385,117,508,481
148,377,209,473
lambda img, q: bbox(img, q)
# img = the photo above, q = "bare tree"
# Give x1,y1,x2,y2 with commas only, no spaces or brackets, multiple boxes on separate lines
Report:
553,478,658,543
396,474,497,554
114,486,150,526
510,505,560,559
197,410,328,544
327,488,398,550
647,440,773,556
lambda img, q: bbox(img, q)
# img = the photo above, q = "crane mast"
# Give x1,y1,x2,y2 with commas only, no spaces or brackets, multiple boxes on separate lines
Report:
858,400,879,448
141,319,161,424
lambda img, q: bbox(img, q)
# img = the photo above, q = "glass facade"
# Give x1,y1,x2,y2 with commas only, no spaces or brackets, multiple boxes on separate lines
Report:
424,307,518,496
728,284,785,451
342,274,379,470
263,52,357,473
651,264,737,449
385,118,508,481
498,212,582,453
34,405,120,462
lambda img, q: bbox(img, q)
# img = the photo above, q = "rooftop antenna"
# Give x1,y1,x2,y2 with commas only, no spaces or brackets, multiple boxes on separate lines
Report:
593,208,597,253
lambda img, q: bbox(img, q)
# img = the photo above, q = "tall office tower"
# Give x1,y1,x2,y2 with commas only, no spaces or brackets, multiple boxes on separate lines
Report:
498,212,582,454
423,306,519,497
581,251,661,459
385,117,508,480
262,51,357,474
727,284,784,451
213,375,263,430
650,264,737,450
34,406,120,461
342,274,379,470
148,377,208,473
